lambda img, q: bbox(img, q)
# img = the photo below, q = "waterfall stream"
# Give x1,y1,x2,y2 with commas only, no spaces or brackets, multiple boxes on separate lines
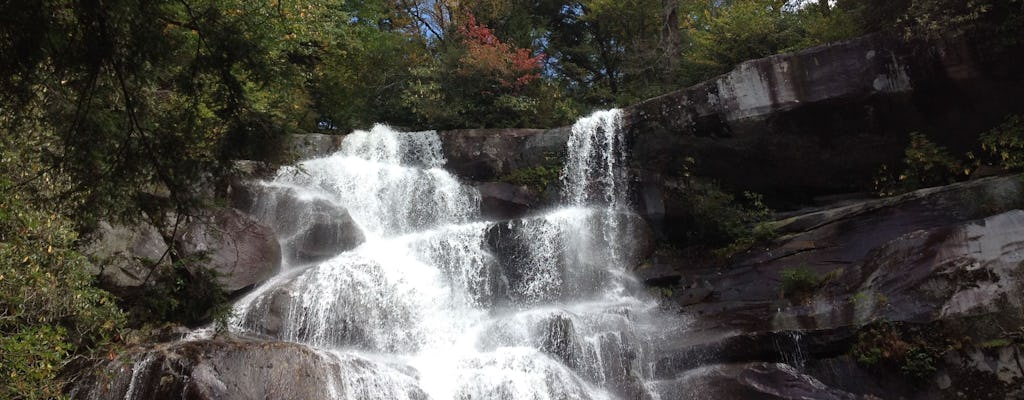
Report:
97,110,675,400
229,110,667,399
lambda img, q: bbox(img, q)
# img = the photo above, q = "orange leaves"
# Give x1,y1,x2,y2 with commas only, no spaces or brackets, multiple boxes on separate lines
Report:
456,13,544,93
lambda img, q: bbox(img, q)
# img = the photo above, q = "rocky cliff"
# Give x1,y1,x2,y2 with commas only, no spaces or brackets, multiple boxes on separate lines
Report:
77,31,1024,400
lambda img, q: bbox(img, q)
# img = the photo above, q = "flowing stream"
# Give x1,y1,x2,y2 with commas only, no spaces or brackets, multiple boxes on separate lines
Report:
96,109,678,399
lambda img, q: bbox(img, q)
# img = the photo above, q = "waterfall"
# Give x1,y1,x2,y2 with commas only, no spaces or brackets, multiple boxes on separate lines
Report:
91,110,671,399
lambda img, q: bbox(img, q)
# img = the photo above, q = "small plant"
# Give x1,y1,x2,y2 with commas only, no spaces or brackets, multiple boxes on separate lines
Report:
779,266,821,303
851,322,940,382
980,114,1024,170
874,132,967,196
499,152,564,193
900,346,938,380
677,179,775,257
501,165,562,192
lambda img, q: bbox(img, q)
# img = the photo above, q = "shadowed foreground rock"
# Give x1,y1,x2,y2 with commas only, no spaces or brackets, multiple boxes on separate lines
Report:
68,338,427,400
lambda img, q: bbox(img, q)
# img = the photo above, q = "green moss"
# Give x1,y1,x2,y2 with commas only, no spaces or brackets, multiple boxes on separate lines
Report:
980,338,1013,349
501,165,562,192
499,152,565,192
0,200,127,399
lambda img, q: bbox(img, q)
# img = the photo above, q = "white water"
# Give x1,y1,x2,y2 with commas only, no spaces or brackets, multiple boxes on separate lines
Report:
210,111,668,398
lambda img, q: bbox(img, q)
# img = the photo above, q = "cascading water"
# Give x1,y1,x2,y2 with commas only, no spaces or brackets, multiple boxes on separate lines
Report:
93,110,677,399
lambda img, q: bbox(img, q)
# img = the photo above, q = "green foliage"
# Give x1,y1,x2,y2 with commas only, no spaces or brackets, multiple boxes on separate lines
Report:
399,14,578,129
874,132,967,196
835,0,1024,45
980,114,1024,170
0,0,318,227
851,321,939,382
779,266,821,302
0,196,126,399
673,172,774,255
501,166,564,193
687,0,803,72
499,153,565,192
122,259,231,329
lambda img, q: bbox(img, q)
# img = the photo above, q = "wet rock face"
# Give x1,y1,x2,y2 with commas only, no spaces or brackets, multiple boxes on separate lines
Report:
648,176,1024,399
857,210,1024,325
243,185,365,265
285,199,365,264
484,212,654,303
178,208,282,294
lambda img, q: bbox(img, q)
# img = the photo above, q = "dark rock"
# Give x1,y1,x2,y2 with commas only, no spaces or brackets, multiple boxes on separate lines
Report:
647,362,865,400
538,314,578,369
178,208,282,294
625,34,1024,209
477,182,541,220
676,287,713,306
225,160,279,212
287,199,364,264
651,176,1024,399
438,127,569,181
634,264,683,287
670,175,1024,335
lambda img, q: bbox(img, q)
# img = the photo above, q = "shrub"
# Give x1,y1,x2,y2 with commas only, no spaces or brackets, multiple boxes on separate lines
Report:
0,198,126,399
979,114,1024,170
874,132,967,196
850,321,939,382
671,173,774,257
779,266,821,302
499,152,564,193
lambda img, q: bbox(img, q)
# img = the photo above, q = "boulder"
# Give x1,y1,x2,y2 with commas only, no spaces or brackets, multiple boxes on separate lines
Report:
247,186,365,265
84,220,170,289
289,212,364,263
178,208,282,294
67,338,427,400
633,264,683,287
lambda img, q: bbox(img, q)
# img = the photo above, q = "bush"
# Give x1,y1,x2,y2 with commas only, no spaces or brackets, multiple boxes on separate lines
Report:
499,152,565,193
673,177,774,257
979,114,1024,170
0,197,126,399
850,321,939,382
874,132,967,196
779,266,821,302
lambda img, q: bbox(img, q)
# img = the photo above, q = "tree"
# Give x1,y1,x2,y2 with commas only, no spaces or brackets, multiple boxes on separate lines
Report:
402,11,574,128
